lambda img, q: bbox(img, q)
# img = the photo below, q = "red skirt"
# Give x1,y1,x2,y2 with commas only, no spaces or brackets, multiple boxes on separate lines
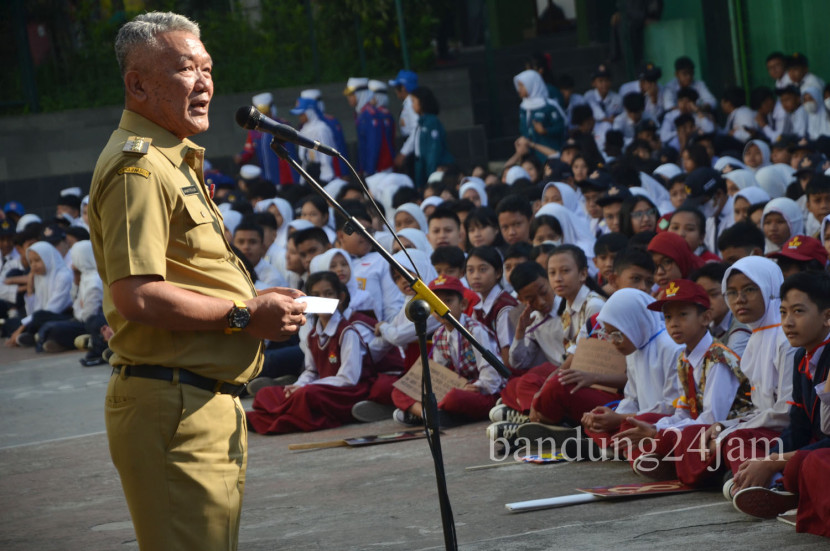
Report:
247,381,371,434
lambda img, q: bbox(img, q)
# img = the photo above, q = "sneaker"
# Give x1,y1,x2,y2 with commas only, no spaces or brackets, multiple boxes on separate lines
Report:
246,377,281,397
488,404,530,424
722,477,737,501
732,487,799,519
42,340,68,353
79,356,107,367
777,508,797,527
515,422,576,443
393,408,422,426
486,421,522,442
632,453,676,481
16,333,35,347
74,334,92,350
352,400,395,423
273,374,299,386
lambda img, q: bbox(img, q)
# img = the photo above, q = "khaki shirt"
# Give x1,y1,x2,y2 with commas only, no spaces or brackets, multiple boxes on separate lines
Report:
89,110,262,383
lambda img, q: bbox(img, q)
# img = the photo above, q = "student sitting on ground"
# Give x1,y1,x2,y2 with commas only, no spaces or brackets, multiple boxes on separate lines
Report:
730,271,830,528
391,276,506,426
247,272,381,434
580,288,684,451
610,279,748,472
5,241,73,348
658,257,796,496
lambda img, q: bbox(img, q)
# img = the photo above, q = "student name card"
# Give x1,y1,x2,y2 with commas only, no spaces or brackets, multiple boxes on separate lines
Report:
392,359,468,403
295,296,339,314
568,338,627,394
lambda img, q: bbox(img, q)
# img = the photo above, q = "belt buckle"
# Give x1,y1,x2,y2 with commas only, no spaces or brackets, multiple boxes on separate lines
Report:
231,383,248,398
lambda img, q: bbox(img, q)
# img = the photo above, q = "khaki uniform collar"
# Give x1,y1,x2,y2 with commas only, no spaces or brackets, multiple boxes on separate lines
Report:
118,110,204,168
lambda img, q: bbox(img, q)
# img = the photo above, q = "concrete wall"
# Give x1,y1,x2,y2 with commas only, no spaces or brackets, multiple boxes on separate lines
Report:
0,67,484,218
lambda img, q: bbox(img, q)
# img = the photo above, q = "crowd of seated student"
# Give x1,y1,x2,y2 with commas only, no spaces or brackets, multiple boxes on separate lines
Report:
4,48,830,538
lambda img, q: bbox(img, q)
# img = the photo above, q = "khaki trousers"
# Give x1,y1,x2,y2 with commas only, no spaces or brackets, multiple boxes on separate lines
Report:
105,370,247,550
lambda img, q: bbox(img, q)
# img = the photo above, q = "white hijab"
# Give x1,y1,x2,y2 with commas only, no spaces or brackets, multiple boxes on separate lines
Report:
514,69,549,111
755,165,788,199
394,202,429,232
762,197,804,253
397,227,433,256
802,87,830,140
543,181,593,238
722,256,784,400
459,177,488,207
392,248,437,284
734,186,770,212
597,288,683,415
535,202,595,261
724,169,758,192
256,197,294,249
223,210,243,236
653,163,682,183
308,247,378,318
69,240,102,321
638,172,673,214
505,165,531,185
25,241,73,322
714,156,748,172
743,140,771,172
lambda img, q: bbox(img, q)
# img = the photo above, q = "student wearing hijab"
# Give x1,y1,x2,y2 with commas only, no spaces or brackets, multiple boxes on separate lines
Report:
581,289,684,451
394,227,434,256
534,203,596,268
5,241,73,347
290,96,337,183
761,197,805,253
821,214,830,256
732,187,771,224
458,177,488,208
665,257,795,495
541,182,592,233
743,140,772,173
393,203,429,233
755,165,788,199
514,69,566,162
309,248,378,320
802,87,830,141
36,240,103,353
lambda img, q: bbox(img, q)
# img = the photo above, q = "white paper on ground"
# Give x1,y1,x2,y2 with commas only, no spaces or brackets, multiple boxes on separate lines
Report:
295,296,339,314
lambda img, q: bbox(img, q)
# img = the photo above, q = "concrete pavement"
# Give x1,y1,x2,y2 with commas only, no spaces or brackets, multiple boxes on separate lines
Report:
0,347,826,550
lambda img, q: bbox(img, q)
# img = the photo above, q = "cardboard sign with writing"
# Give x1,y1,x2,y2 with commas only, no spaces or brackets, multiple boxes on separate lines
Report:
392,359,468,402
568,338,627,393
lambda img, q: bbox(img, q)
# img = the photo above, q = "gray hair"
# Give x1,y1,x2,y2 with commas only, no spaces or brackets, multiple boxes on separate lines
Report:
115,11,200,76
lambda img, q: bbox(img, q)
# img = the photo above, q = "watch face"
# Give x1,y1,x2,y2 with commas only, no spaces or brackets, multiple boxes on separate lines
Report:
230,306,250,329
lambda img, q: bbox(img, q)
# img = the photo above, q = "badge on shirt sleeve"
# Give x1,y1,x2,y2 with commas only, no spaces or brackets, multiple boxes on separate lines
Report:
117,166,151,178
123,136,151,156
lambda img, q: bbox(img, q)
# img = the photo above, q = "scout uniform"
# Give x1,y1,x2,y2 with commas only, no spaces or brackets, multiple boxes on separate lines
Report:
89,109,261,551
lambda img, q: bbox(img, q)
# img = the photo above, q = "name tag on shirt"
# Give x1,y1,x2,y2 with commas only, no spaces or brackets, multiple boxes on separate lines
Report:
181,185,199,196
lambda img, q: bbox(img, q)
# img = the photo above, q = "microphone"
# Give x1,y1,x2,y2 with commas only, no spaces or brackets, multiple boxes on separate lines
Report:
235,106,339,157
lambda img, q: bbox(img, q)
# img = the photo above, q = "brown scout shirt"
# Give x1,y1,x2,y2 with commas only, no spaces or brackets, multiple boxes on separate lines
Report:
88,110,262,383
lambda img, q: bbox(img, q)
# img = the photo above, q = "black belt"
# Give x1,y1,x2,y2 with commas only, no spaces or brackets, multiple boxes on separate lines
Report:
112,365,247,397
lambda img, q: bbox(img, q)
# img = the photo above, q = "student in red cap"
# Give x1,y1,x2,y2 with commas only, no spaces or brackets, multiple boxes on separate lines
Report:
767,234,829,278
610,279,749,475
391,275,505,426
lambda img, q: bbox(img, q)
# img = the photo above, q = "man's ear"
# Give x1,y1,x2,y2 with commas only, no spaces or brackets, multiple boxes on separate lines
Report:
124,70,147,102
822,307,830,328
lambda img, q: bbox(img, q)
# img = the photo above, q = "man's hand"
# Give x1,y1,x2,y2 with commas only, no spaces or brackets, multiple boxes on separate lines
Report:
247,287,308,341
557,369,596,393
733,456,785,492
612,417,657,446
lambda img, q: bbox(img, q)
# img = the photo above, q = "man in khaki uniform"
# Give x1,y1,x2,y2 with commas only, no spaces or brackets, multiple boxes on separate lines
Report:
88,12,307,551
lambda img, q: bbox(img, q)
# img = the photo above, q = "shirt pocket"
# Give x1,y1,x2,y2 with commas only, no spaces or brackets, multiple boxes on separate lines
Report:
180,194,228,260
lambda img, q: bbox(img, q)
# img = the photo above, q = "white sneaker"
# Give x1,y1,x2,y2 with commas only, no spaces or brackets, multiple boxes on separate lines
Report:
722,478,736,501
393,408,422,426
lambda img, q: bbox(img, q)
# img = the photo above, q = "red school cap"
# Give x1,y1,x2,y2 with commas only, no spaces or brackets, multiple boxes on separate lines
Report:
427,275,468,296
647,279,711,311
767,234,829,265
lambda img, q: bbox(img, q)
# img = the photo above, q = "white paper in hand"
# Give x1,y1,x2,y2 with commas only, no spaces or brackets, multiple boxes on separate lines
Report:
295,296,339,314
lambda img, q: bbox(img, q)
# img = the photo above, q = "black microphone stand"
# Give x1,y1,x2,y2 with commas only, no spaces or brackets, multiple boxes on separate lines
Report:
269,138,511,551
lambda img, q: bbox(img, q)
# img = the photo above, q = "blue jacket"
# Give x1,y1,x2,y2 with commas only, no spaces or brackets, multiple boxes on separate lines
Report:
518,99,566,163
414,114,454,189
322,113,349,177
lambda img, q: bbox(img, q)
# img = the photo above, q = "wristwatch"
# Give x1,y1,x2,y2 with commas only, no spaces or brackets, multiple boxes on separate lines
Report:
225,300,250,334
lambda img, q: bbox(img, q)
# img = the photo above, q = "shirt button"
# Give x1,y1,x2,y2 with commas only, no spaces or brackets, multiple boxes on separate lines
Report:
201,210,207,217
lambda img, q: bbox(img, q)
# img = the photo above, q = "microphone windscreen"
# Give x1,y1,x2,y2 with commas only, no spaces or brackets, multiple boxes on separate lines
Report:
235,106,259,130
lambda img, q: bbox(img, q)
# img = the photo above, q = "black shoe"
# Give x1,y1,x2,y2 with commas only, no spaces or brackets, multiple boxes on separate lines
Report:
16,333,35,347
79,356,107,367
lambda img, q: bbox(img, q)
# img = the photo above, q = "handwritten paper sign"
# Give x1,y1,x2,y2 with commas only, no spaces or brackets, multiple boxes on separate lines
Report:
392,359,468,402
568,338,627,393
